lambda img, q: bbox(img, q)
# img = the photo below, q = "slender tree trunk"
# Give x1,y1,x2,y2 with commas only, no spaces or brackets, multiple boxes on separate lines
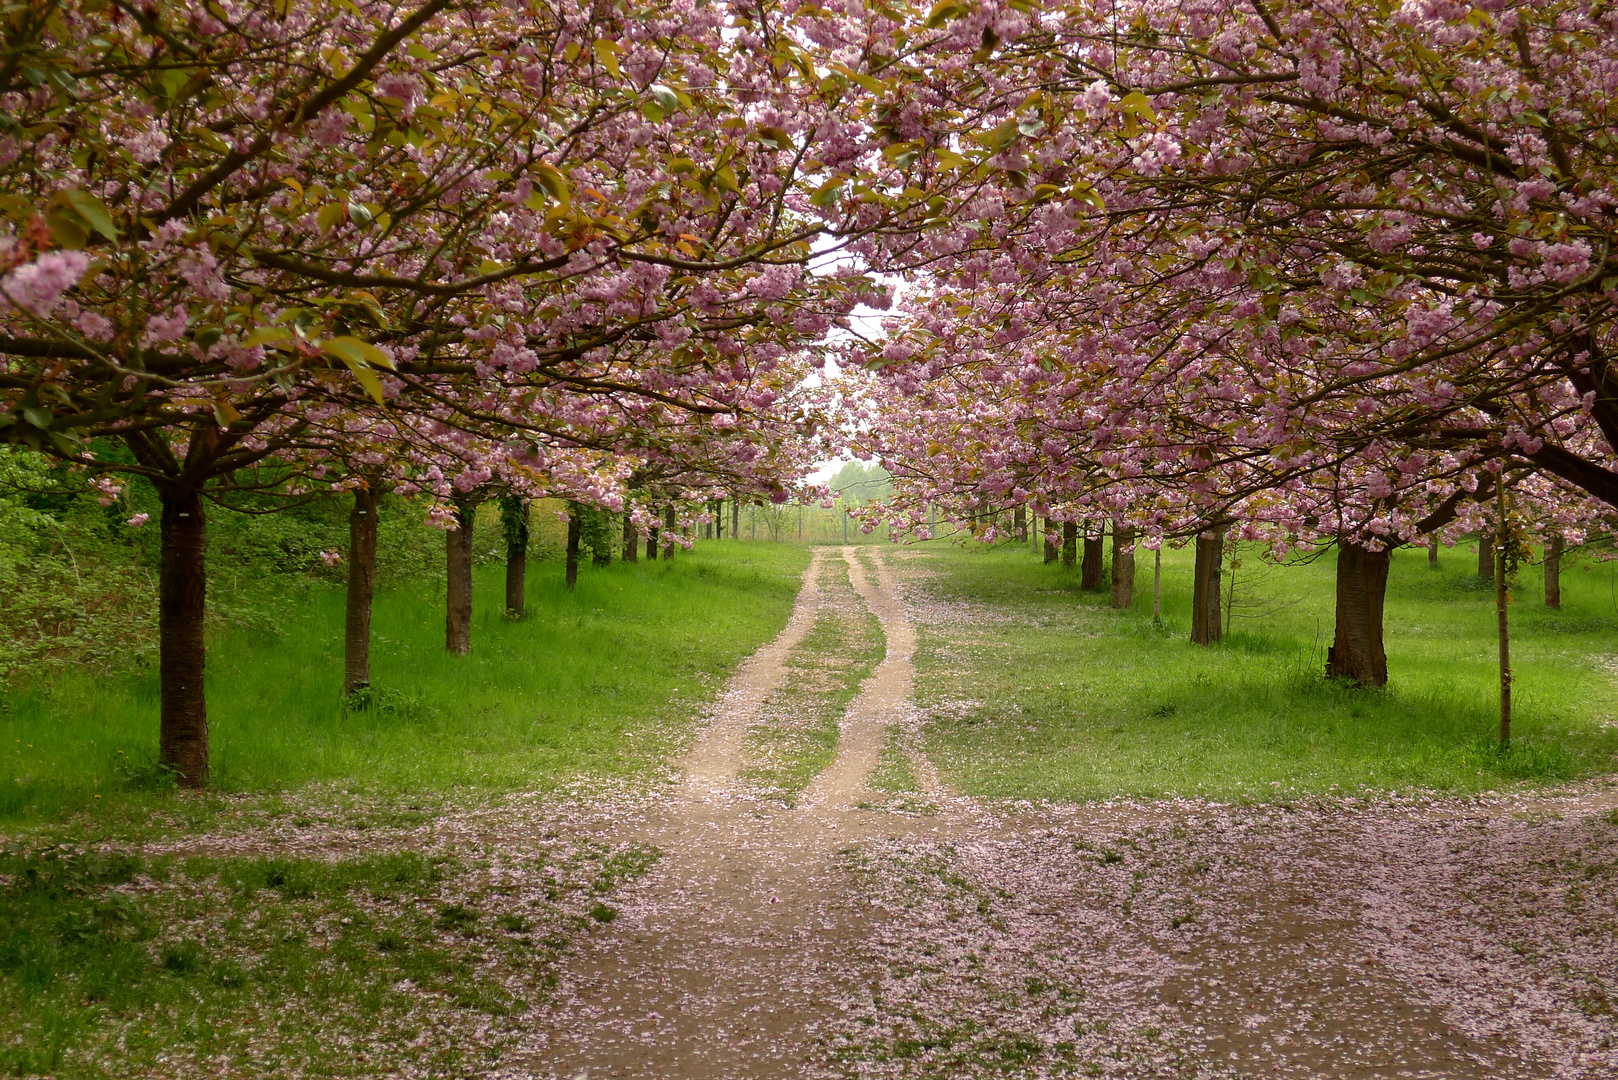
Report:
1545,534,1562,609
1478,532,1494,580
1013,505,1027,543
501,496,529,617
622,510,639,563
1061,521,1077,569
344,484,380,694
731,499,739,539
1428,536,1439,568
445,496,474,655
1326,542,1391,686
647,515,659,561
1080,520,1105,590
1110,522,1135,609
1210,538,1224,642
1152,546,1162,622
663,505,677,558
158,488,209,787
716,499,725,540
1191,530,1223,645
1497,487,1512,748
566,502,582,588
1043,518,1058,564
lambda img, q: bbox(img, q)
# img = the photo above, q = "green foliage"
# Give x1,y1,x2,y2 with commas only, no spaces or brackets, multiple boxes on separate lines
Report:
1,542,809,824
912,539,1618,801
829,460,893,506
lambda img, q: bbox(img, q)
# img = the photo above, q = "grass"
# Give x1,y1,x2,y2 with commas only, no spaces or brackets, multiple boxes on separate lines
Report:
741,555,885,803
0,835,662,1077
907,538,1618,801
0,542,810,830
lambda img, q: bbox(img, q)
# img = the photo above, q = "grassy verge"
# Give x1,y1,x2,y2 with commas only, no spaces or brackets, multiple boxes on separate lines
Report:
741,555,885,803
0,833,660,1077
906,539,1618,801
1,542,810,830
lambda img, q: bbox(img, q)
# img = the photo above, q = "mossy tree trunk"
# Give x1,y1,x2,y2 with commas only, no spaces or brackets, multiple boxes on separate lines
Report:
1061,520,1077,569
1080,520,1105,591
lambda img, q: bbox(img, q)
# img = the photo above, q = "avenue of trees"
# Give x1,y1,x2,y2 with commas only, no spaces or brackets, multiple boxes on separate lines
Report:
4,0,1618,780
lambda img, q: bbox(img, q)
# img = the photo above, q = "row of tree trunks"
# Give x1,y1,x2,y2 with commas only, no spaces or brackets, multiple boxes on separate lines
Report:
1327,543,1391,686
446,496,476,653
1110,522,1135,609
344,484,381,694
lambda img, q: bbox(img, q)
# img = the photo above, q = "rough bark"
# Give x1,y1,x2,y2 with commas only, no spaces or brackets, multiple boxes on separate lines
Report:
1545,534,1562,609
731,499,739,539
158,488,209,787
716,499,724,540
662,505,677,558
1080,520,1105,591
566,502,582,588
445,496,474,655
1478,532,1495,580
1190,530,1226,645
344,484,380,693
622,510,639,563
1110,522,1135,609
1043,518,1058,564
646,514,659,561
1428,537,1439,567
1326,542,1391,686
1013,505,1027,543
1061,521,1077,569
501,496,528,617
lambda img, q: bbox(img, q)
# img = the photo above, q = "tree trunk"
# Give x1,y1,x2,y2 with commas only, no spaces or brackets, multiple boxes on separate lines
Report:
445,496,474,655
646,515,659,561
1110,522,1135,609
1478,532,1494,580
731,499,739,539
158,488,209,787
1428,536,1439,567
1545,534,1562,609
1497,488,1512,748
1013,506,1027,543
1152,546,1162,622
1061,521,1077,569
1326,542,1390,686
501,496,528,617
1080,520,1105,590
622,510,639,563
1043,518,1058,564
1191,530,1224,645
566,502,582,588
662,505,677,558
716,499,725,540
344,484,380,694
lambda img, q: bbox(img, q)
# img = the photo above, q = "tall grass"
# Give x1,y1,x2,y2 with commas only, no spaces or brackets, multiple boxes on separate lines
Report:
913,538,1618,800
0,543,809,826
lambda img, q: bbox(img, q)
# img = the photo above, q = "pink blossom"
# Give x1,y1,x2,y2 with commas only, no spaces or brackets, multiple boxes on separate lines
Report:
126,512,150,527
0,251,90,317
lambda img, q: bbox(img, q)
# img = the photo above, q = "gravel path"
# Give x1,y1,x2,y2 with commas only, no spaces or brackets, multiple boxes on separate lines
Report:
507,547,1618,1080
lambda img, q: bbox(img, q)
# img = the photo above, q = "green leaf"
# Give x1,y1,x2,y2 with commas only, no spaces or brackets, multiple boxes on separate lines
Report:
43,207,88,249
531,163,571,205
317,202,346,234
648,84,679,114
592,39,623,80
56,189,119,241
925,0,971,28
810,177,844,209
323,334,396,371
640,100,665,123
347,201,374,228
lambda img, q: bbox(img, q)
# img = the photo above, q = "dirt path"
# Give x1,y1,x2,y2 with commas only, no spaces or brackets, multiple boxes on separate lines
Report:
509,547,1618,1080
